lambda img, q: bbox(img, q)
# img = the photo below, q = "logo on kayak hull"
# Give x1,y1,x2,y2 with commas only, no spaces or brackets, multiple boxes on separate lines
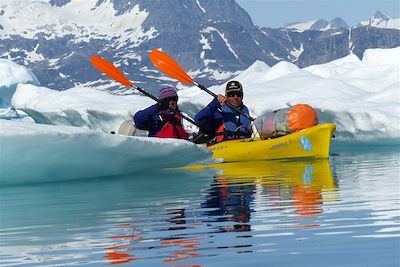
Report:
300,136,312,152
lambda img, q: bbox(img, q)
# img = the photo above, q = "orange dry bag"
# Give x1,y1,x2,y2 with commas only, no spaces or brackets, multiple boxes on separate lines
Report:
256,104,318,139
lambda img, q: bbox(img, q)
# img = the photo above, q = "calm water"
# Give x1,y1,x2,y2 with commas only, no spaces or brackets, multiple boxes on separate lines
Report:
1,143,399,267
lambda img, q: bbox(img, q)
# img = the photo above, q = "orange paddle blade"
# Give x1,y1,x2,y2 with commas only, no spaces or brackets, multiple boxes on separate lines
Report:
149,49,194,84
90,55,133,87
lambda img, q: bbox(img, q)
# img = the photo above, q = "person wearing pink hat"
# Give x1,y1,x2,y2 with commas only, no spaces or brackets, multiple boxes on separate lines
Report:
133,87,189,139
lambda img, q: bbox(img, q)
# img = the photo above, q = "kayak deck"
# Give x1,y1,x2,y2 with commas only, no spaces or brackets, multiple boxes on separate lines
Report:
207,123,336,162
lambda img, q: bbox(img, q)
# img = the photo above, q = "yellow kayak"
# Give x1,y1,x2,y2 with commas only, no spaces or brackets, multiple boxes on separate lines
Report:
207,123,336,162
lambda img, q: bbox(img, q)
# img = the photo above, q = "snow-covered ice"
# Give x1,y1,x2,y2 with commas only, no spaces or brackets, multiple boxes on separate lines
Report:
0,58,39,108
0,120,211,185
6,47,400,140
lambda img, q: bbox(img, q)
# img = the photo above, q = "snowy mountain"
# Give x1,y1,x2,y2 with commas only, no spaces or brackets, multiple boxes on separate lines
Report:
358,11,400,30
284,18,349,32
284,11,400,31
0,0,259,92
0,0,399,93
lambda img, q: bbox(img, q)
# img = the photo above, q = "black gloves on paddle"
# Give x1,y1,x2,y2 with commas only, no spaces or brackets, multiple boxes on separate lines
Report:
158,99,169,110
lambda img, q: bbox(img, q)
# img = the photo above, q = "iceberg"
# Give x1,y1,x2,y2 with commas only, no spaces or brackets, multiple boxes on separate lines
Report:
0,120,211,186
11,84,150,133
9,47,400,140
0,58,39,108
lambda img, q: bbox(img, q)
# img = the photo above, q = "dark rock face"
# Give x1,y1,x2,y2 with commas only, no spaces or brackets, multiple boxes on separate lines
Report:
0,0,398,94
49,0,71,7
350,27,400,58
296,29,351,67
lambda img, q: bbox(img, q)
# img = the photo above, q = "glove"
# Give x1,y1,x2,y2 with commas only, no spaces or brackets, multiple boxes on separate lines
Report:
158,99,169,110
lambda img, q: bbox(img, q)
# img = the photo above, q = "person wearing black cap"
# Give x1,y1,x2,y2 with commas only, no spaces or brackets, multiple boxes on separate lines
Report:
194,80,252,143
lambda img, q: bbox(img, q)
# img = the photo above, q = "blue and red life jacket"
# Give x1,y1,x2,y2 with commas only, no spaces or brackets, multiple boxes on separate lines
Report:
214,105,252,143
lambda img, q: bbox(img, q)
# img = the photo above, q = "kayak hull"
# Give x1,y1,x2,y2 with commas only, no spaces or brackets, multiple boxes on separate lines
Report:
207,123,336,162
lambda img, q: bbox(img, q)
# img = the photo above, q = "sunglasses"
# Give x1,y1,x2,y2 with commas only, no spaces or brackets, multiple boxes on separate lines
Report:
227,92,243,98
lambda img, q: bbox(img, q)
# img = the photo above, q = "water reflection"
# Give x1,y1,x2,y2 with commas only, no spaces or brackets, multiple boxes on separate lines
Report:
200,159,337,231
3,150,397,266
0,171,211,266
102,159,338,265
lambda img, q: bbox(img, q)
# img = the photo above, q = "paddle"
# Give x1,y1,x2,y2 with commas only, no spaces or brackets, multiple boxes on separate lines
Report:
90,55,199,127
149,49,255,121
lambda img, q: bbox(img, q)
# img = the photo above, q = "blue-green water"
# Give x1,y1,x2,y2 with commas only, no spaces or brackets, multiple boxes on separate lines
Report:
1,143,399,266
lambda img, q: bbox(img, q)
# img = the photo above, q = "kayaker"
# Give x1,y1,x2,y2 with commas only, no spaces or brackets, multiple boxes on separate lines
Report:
194,81,252,143
133,87,189,139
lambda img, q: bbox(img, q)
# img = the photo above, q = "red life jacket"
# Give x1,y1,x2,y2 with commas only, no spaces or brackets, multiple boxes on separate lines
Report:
155,113,189,140
214,122,253,143
212,105,252,143
215,124,225,143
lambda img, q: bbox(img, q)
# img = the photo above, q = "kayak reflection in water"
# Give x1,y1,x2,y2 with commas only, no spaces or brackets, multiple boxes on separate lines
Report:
201,160,338,230
134,87,189,139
